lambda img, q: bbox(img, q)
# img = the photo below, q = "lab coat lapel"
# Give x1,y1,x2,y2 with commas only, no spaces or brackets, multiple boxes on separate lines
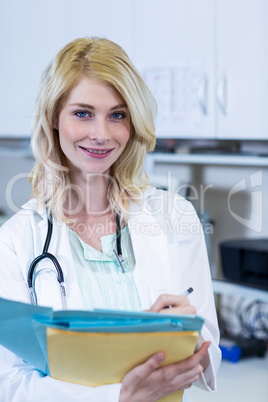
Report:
128,196,172,310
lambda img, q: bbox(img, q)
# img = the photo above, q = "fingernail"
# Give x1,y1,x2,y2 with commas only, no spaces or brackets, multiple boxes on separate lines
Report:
156,352,165,363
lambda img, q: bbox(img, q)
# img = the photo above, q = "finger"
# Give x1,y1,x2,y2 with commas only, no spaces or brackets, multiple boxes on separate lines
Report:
178,366,203,390
186,341,211,369
169,341,210,376
159,360,203,393
123,352,166,387
159,305,197,315
195,334,205,351
195,341,211,357
149,294,189,312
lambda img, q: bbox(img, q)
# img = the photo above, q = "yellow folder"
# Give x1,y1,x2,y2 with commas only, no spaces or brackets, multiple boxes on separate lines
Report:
47,328,199,402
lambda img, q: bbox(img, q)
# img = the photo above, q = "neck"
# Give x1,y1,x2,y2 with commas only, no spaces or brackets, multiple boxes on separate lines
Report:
64,171,111,218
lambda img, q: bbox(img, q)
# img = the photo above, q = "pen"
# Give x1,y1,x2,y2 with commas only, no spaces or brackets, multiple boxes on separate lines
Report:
113,249,125,273
163,287,194,309
182,287,194,296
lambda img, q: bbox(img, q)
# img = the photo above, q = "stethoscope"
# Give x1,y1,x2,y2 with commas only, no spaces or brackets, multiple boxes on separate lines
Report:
27,211,124,310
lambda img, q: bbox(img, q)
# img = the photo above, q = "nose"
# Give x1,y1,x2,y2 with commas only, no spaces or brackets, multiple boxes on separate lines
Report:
88,118,111,144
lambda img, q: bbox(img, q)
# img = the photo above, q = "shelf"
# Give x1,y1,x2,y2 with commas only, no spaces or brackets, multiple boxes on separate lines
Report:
212,279,268,303
0,138,33,158
149,153,268,167
0,148,33,158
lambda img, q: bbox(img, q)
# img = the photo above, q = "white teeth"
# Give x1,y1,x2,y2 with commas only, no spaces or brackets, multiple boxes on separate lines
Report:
87,149,108,154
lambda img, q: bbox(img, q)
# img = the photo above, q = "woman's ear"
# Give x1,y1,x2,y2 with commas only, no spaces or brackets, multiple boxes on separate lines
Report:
53,120,59,130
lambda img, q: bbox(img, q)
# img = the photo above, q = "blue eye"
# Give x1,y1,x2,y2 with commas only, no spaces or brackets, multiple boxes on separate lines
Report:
75,111,88,118
112,112,125,119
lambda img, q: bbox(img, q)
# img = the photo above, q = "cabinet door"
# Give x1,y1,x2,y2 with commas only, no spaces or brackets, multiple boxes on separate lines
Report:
0,0,67,137
0,0,134,138
63,0,134,60
217,0,268,139
134,0,216,139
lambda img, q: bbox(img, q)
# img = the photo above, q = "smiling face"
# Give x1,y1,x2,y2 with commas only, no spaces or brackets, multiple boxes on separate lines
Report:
56,76,131,185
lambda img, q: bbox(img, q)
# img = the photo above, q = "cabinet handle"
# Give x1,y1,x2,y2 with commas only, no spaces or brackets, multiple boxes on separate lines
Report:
198,73,209,115
217,72,228,115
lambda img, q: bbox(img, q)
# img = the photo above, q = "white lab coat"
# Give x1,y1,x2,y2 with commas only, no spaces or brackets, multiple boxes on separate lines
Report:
0,187,221,402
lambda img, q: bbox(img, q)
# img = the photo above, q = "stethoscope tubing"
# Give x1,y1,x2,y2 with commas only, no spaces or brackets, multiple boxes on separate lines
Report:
27,211,123,309
27,252,64,289
27,211,66,308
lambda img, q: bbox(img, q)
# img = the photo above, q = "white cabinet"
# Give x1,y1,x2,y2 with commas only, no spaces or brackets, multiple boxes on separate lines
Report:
0,0,67,137
63,0,134,60
216,0,268,140
136,0,268,140
134,0,215,139
0,0,134,138
1,0,268,140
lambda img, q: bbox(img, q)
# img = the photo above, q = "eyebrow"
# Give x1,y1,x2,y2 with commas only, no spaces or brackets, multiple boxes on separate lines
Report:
69,103,128,110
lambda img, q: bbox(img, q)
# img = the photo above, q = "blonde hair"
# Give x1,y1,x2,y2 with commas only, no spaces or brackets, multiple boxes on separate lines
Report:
30,37,156,221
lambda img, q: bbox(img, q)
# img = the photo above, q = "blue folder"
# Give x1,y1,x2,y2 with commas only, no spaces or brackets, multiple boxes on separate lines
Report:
0,297,204,374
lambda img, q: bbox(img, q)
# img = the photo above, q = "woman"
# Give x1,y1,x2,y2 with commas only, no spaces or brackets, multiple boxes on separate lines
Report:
0,37,221,401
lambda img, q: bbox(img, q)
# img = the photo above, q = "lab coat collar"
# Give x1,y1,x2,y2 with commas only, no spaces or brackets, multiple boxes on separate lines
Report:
21,198,46,217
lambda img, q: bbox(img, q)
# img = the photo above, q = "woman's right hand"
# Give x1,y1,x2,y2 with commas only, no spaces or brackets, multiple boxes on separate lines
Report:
119,341,210,402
